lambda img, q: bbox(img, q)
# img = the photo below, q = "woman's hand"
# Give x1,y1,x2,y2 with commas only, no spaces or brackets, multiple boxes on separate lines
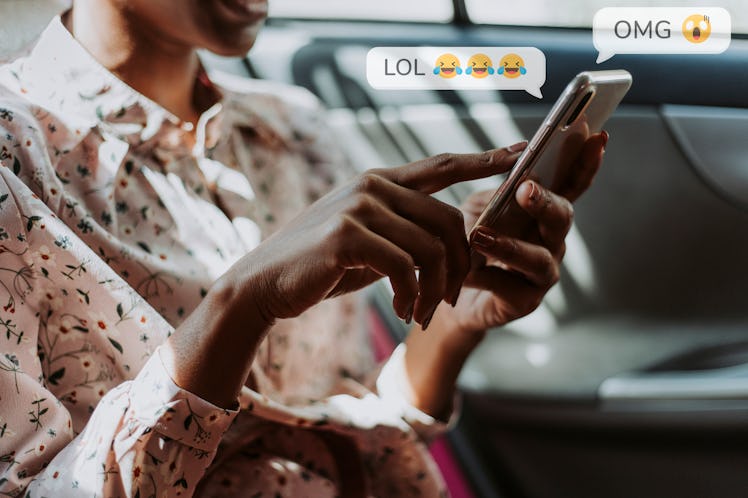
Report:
169,144,526,407
221,143,528,329
439,131,608,337
403,132,607,418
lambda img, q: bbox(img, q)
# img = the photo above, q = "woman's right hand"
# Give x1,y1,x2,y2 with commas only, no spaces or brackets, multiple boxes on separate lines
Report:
170,143,526,407
222,142,528,329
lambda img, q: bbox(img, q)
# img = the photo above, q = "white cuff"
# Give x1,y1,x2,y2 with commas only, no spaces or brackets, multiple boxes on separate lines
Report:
376,343,460,442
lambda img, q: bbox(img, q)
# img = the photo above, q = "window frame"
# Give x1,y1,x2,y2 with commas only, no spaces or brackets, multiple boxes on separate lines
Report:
264,0,748,40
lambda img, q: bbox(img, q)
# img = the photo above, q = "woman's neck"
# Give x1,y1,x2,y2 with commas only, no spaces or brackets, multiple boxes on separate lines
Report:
66,2,201,125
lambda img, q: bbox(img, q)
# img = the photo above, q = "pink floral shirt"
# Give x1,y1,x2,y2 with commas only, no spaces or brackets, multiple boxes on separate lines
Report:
0,17,451,498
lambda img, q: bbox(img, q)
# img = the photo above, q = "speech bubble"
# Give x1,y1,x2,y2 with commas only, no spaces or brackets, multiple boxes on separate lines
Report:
593,7,731,63
366,47,546,98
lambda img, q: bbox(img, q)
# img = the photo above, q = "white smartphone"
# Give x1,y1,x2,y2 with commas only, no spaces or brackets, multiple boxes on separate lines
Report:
469,70,632,243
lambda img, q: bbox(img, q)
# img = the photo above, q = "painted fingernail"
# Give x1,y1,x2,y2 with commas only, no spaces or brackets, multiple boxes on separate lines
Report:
508,140,528,153
527,181,540,203
601,130,609,151
472,229,495,249
404,302,414,324
422,303,439,331
450,286,462,307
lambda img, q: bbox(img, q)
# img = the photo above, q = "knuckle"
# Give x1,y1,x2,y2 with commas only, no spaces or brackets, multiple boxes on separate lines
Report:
447,204,465,227
349,193,377,217
532,295,545,312
497,237,519,257
518,298,540,317
433,152,455,169
367,167,387,177
541,252,560,285
541,248,555,266
421,237,447,287
427,235,447,260
399,252,416,272
507,238,520,256
479,150,494,165
548,265,560,286
562,201,575,226
441,205,468,243
328,213,358,239
353,172,382,193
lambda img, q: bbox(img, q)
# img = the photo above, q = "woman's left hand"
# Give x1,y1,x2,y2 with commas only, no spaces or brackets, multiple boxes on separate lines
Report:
436,131,608,338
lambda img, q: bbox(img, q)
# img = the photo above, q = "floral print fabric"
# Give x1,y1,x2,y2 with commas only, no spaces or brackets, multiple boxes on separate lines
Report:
0,16,451,498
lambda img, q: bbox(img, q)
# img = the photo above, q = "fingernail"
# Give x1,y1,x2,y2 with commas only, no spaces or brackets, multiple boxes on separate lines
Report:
527,181,540,203
422,303,439,331
450,286,462,307
404,302,414,324
601,130,609,151
472,228,495,249
508,140,528,153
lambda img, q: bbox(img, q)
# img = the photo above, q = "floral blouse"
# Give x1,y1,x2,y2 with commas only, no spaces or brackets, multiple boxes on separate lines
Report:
0,16,452,498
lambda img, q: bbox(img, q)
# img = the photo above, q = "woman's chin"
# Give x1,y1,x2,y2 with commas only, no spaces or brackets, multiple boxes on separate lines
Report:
205,25,262,56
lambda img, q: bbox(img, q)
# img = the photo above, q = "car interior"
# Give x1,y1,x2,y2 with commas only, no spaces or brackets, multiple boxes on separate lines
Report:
4,0,748,497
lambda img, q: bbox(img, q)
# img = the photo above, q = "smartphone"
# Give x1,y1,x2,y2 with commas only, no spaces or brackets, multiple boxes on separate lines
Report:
469,70,632,243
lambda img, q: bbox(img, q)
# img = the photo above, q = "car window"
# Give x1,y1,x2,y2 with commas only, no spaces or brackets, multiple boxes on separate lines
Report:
268,0,453,22
465,0,748,34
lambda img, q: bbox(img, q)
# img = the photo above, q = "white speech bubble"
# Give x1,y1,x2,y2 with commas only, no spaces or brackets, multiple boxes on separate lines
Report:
593,7,731,63
366,47,546,98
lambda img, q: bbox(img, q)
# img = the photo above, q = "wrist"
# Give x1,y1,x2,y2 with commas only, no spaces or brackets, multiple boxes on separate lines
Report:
403,303,485,417
210,273,276,333
166,274,273,408
428,304,487,356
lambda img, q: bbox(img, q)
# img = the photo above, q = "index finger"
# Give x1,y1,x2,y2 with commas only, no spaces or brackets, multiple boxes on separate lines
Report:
516,180,574,253
384,141,528,194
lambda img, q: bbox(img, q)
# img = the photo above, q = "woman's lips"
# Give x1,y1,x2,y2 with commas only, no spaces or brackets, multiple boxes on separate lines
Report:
216,0,268,23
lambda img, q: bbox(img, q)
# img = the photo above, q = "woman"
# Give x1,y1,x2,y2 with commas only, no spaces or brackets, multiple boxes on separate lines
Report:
0,0,606,496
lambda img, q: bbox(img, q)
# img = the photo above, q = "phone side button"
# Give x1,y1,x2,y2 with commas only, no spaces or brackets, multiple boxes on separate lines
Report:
528,124,552,151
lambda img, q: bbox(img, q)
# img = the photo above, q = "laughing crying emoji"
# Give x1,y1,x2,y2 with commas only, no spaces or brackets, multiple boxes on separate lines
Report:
433,53,462,78
465,53,494,78
497,53,526,78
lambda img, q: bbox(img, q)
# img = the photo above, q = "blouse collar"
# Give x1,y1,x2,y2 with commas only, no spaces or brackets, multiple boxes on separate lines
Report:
11,14,228,155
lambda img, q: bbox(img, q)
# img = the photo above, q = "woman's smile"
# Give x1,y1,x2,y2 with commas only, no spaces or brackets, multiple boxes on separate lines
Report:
214,0,268,24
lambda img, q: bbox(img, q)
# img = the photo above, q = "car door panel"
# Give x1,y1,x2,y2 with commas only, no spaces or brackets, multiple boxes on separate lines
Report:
662,105,748,210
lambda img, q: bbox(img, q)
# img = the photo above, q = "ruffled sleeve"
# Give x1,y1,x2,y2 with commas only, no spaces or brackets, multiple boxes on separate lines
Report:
0,96,239,498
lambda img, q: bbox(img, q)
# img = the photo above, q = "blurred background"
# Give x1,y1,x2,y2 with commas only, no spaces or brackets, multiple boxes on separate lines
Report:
268,0,748,31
